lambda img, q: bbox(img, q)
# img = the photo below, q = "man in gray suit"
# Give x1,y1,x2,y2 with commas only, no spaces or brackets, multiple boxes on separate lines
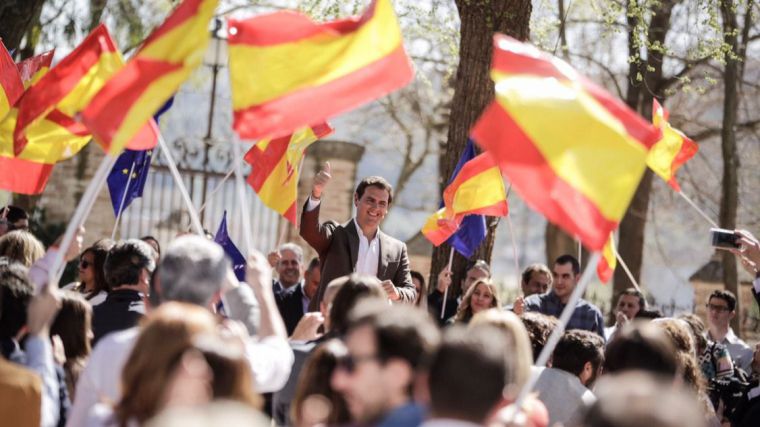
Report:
300,162,415,311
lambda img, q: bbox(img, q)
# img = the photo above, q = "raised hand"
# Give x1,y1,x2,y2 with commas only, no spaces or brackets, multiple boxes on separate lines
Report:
312,161,332,199
437,268,453,294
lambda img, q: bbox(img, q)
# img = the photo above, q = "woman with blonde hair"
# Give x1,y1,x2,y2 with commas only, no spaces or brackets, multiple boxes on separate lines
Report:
469,309,532,390
0,229,44,267
453,278,500,324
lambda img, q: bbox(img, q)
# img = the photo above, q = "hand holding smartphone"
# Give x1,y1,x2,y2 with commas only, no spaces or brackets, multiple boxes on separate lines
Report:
710,228,741,249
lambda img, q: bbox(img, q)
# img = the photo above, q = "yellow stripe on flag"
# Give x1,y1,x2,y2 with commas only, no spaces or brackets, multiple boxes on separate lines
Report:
449,168,507,216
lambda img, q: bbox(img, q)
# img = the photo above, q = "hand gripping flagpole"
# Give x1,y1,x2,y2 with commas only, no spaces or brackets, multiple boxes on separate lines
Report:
157,134,204,235
508,252,602,416
110,159,137,240
440,247,455,320
48,153,117,287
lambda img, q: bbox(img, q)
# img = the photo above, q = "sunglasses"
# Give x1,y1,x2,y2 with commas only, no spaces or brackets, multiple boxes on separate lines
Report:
79,259,92,269
336,353,379,373
705,303,730,313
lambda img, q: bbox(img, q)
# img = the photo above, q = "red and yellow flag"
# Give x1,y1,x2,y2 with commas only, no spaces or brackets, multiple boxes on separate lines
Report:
471,35,661,251
647,99,698,192
422,152,508,246
596,234,617,283
0,41,23,121
17,50,54,88
245,123,333,224
227,0,413,140
82,0,218,155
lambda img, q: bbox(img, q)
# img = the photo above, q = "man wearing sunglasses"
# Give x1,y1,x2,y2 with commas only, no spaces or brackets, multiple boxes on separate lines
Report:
331,302,440,427
0,205,30,237
705,290,753,373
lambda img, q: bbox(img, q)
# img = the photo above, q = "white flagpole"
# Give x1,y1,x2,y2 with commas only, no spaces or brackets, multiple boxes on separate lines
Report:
232,140,254,254
506,214,521,278
440,247,455,320
613,246,643,293
157,134,204,235
110,160,137,240
678,190,719,228
198,168,234,216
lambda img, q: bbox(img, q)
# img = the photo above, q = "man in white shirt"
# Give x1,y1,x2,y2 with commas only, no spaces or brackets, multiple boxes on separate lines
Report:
300,162,415,311
705,289,754,372
66,235,293,427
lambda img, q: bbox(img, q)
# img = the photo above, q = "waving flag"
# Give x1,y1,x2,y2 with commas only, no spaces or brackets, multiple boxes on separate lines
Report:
82,0,218,155
214,211,246,281
422,140,508,256
16,50,54,88
647,99,698,192
596,234,616,283
0,41,23,120
471,35,660,251
245,123,333,224
228,0,413,140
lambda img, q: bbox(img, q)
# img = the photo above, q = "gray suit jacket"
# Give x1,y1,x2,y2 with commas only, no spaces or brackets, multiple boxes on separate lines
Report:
300,200,415,311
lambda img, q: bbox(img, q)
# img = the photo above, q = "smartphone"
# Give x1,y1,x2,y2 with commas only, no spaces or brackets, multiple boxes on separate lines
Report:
710,228,740,249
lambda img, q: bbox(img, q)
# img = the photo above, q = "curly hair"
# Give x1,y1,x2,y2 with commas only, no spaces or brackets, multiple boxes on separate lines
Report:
454,279,500,323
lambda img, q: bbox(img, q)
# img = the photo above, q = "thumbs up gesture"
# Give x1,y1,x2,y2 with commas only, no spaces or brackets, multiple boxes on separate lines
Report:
312,161,332,199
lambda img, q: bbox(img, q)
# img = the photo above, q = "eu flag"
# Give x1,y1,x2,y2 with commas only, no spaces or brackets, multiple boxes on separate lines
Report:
443,139,487,258
214,211,246,281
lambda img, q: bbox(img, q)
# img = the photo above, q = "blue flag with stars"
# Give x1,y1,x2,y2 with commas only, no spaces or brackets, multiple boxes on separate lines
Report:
442,139,488,258
107,96,174,217
214,211,246,281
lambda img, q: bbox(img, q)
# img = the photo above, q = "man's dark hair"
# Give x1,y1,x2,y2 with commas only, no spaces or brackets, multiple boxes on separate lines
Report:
708,290,737,312
306,257,320,273
636,307,663,320
604,322,678,377
520,312,559,362
355,176,394,205
140,235,161,257
348,301,440,371
618,288,646,311
554,254,580,275
410,270,425,287
328,274,386,335
552,330,605,377
428,325,509,423
1,205,28,223
0,260,34,339
104,239,156,291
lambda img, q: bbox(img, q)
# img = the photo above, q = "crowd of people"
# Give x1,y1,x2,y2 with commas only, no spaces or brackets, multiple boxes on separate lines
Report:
1,169,760,427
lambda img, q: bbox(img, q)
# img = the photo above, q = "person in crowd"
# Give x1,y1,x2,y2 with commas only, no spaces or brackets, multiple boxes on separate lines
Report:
512,263,552,315
583,371,708,427
604,322,679,376
605,288,646,340
276,256,319,336
91,240,155,344
290,339,351,427
65,240,113,306
520,311,559,362
301,163,416,309
704,290,754,372
679,313,734,381
524,255,605,338
0,230,45,267
451,278,500,324
50,291,93,400
272,274,387,426
421,324,513,427
66,235,293,427
732,230,760,307
0,205,30,237
139,236,160,261
533,330,604,427
331,301,440,427
429,260,490,324
0,260,63,427
269,243,306,294
731,342,760,426
410,270,427,308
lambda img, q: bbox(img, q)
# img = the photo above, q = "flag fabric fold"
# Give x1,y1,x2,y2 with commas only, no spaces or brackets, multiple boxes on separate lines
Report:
647,99,698,192
471,34,661,251
245,123,333,225
227,0,413,140
214,211,246,281
596,234,616,283
81,0,218,155
16,50,55,88
0,41,23,121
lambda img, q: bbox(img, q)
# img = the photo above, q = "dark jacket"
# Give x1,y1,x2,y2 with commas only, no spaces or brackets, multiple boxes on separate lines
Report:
92,289,145,345
276,284,307,336
300,201,415,311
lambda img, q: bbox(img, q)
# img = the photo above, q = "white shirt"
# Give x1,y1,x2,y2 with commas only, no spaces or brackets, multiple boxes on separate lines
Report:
306,197,379,277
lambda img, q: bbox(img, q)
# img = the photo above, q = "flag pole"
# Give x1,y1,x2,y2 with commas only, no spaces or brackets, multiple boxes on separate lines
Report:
157,134,204,235
509,252,602,413
232,140,254,254
110,160,137,240
677,190,719,228
197,168,234,216
48,153,117,287
440,247,455,320
506,214,521,280
612,246,643,293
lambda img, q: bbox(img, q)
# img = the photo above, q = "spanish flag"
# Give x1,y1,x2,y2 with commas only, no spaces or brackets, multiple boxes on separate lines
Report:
245,123,333,224
228,0,413,140
0,41,23,121
82,0,218,155
422,150,508,247
596,234,616,283
471,35,661,251
16,50,54,88
646,99,698,192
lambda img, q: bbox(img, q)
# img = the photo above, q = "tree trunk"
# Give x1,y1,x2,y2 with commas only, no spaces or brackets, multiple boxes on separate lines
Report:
0,0,46,51
719,0,741,335
545,224,589,271
429,0,532,289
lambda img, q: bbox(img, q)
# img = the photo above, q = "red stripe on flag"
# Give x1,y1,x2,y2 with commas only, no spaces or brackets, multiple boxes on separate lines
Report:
471,102,618,251
16,50,54,83
46,109,90,136
0,42,23,105
233,44,411,139
142,0,205,47
596,258,613,283
244,137,290,191
458,200,509,218
667,137,698,192
283,202,297,226
0,156,54,194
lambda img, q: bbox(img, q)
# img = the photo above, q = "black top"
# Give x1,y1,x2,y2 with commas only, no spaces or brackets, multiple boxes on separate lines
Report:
91,289,145,345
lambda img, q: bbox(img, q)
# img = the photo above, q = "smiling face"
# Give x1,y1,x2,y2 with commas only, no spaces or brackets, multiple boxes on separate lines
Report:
469,282,495,314
354,186,390,234
552,262,579,303
277,249,303,288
